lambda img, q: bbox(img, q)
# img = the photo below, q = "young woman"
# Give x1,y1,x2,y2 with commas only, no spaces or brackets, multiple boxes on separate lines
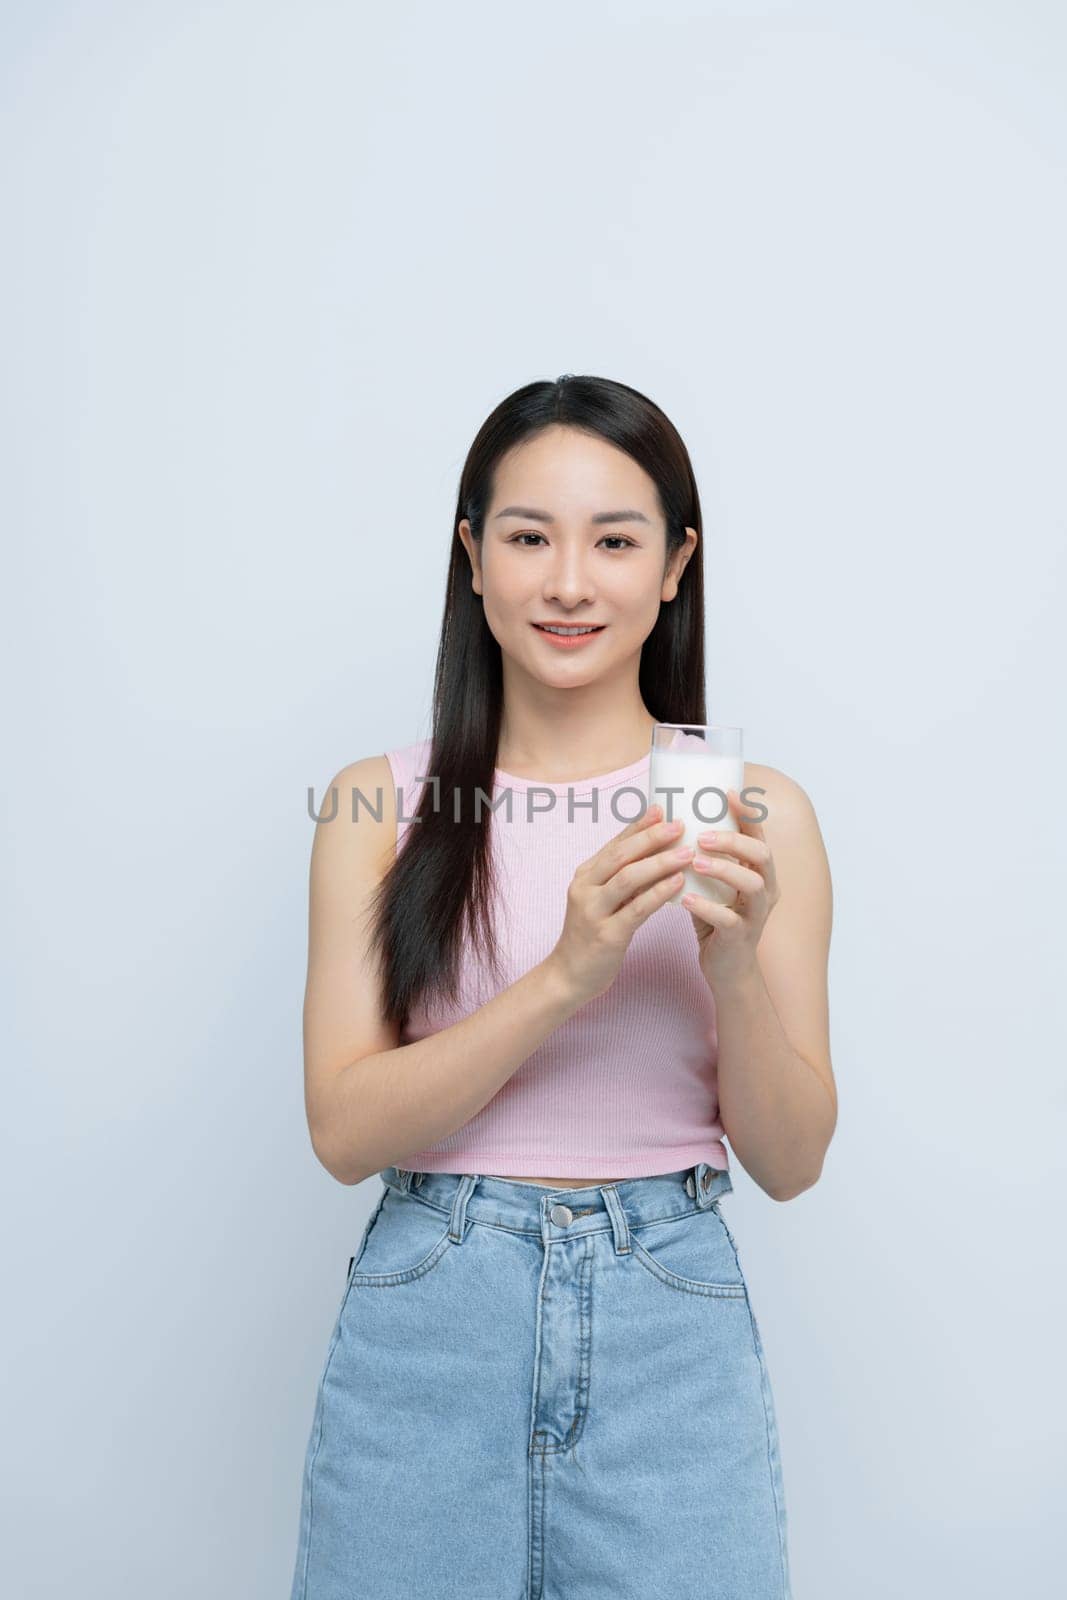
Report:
289,375,836,1600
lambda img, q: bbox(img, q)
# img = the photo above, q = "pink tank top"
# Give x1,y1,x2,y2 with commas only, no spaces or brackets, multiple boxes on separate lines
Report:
381,738,729,1178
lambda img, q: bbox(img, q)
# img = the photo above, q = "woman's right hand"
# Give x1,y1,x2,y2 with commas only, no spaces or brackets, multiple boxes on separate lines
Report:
546,804,694,1006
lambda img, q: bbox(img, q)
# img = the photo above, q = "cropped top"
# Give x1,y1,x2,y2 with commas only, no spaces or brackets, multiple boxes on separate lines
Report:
381,738,729,1178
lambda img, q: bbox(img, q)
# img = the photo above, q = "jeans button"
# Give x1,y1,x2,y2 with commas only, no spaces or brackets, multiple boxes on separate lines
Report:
701,1170,712,1192
685,1175,696,1197
549,1203,573,1226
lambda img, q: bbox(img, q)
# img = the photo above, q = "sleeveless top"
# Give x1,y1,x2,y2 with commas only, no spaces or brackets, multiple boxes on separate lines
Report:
380,738,729,1178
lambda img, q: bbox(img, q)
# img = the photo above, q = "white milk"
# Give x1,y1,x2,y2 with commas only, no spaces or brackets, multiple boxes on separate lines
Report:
649,745,744,907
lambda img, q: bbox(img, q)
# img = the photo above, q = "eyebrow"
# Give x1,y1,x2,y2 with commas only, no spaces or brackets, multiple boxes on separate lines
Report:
493,505,652,526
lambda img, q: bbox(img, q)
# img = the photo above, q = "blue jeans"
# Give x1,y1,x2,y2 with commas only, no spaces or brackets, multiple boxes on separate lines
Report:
289,1162,792,1599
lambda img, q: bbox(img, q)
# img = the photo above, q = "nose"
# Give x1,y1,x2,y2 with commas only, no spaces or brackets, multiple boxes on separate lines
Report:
542,549,596,609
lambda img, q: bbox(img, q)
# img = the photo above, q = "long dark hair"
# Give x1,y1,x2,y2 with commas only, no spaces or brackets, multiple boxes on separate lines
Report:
368,374,707,1032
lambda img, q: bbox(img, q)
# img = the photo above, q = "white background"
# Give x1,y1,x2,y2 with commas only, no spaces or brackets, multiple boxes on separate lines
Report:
2,2,1065,1594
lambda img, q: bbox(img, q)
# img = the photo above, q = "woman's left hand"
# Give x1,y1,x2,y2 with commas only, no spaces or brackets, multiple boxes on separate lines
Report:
683,789,780,987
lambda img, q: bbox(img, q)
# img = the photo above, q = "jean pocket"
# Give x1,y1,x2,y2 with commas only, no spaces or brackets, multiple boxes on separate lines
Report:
348,1188,455,1287
629,1205,748,1298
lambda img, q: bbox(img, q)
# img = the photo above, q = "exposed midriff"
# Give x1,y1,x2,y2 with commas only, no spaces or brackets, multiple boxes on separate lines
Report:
493,1175,628,1188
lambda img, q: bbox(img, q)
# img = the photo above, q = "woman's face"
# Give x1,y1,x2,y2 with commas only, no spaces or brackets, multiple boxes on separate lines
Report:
458,424,696,687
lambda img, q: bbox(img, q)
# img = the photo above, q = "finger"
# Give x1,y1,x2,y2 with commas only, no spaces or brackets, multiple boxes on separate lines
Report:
718,794,779,897
624,868,688,923
682,893,743,931
621,801,676,843
619,801,664,836
582,803,667,887
735,787,783,902
691,854,766,897
590,813,685,889
605,837,694,912
694,829,767,872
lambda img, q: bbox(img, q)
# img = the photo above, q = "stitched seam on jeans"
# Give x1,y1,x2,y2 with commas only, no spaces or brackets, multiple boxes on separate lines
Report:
566,1244,593,1449
629,1238,747,1297
748,1296,790,1596
298,1284,354,1596
295,1403,323,1600
350,1186,388,1275
349,1231,453,1286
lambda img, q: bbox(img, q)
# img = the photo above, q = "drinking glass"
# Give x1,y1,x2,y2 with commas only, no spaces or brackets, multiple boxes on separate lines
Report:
649,723,744,907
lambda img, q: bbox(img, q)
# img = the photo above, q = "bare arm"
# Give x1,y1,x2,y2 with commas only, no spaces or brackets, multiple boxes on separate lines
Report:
319,961,584,1184
302,755,689,1185
706,763,837,1200
302,755,585,1183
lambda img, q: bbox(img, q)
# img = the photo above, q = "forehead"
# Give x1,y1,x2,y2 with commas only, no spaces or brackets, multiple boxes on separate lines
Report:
490,426,659,515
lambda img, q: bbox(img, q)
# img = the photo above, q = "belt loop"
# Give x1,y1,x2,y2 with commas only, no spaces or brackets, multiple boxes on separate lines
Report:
693,1161,716,1210
600,1183,631,1255
447,1174,478,1243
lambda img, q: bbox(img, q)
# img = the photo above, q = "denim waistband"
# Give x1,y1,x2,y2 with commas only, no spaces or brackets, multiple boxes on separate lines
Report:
380,1162,733,1244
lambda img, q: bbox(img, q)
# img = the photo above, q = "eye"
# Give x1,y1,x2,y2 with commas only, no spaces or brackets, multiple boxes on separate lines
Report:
508,532,637,550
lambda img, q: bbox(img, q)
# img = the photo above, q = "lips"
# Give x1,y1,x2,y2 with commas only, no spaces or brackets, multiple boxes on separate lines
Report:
532,624,606,635
531,622,607,650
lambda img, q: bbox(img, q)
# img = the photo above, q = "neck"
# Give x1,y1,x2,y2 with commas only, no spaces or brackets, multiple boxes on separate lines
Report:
497,712,657,779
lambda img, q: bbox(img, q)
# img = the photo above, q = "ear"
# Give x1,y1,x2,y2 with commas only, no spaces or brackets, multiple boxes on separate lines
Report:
457,519,483,596
662,527,698,601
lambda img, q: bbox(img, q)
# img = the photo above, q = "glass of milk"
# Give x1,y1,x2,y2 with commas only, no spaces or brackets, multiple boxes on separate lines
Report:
649,723,744,907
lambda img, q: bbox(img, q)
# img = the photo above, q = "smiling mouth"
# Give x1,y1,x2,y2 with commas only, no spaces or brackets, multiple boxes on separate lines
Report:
532,624,606,636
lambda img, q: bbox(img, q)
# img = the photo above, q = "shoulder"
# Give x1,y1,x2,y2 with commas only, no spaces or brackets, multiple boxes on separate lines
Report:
319,752,397,812
742,760,831,896
309,753,398,881
743,761,822,836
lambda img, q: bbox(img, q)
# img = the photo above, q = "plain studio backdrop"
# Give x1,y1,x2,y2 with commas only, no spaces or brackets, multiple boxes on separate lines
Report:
2,2,1064,1595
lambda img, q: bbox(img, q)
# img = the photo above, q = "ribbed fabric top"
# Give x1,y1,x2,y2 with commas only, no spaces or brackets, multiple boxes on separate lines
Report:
382,738,729,1178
